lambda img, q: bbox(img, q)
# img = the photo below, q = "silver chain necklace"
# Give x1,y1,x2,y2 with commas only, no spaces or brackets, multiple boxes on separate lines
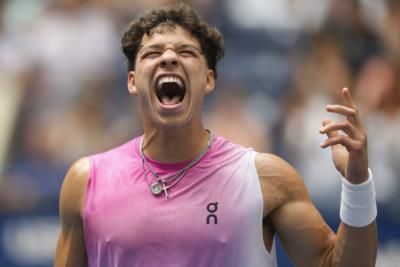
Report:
139,130,214,198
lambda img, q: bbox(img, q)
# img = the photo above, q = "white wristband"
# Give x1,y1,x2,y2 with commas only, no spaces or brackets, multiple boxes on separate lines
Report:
340,168,377,227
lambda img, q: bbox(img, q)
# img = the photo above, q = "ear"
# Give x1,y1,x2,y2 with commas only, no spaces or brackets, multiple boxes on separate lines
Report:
127,71,138,95
205,69,215,95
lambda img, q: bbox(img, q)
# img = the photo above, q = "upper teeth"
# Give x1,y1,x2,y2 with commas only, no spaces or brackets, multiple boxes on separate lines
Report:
157,76,184,89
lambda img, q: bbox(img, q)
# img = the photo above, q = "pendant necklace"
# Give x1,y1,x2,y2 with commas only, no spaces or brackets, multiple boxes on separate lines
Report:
139,130,214,198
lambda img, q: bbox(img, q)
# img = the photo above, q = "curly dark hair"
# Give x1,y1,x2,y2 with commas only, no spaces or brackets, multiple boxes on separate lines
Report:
121,3,224,78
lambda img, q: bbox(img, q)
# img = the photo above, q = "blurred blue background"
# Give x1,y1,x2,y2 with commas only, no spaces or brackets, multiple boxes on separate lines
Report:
0,0,399,266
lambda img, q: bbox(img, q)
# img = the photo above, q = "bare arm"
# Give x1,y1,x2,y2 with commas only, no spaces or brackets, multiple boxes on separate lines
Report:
54,158,89,267
257,154,376,267
257,88,377,266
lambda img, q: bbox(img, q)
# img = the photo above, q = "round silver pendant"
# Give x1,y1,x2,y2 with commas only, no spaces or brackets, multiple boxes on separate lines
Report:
150,182,163,196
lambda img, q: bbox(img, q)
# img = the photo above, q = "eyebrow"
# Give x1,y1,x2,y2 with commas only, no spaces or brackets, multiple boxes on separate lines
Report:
179,44,203,53
138,44,163,51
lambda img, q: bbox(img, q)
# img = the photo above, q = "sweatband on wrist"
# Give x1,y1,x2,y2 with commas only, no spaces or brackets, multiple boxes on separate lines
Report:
339,168,377,228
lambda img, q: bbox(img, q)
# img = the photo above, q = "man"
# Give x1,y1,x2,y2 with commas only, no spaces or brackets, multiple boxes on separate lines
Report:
54,4,377,267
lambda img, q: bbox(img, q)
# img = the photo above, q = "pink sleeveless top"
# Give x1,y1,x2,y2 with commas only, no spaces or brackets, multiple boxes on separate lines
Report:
83,136,277,267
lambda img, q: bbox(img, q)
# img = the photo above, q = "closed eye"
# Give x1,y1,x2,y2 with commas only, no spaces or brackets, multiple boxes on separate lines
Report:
142,51,162,59
179,50,197,57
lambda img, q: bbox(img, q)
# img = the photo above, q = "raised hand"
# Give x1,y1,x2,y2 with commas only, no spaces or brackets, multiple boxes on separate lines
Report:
319,87,369,184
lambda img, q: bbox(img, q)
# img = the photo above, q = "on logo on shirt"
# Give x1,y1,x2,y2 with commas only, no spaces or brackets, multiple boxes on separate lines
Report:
206,202,218,225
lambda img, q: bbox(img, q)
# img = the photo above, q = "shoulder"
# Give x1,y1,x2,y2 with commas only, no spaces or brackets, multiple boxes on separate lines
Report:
255,153,298,180
59,157,90,222
255,153,310,216
91,138,138,166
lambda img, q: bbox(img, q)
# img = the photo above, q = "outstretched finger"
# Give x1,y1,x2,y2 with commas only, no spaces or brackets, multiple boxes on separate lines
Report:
342,87,356,108
326,105,357,117
325,105,360,126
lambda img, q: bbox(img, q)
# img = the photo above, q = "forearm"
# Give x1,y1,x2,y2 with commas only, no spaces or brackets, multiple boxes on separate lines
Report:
329,171,378,267
330,222,377,267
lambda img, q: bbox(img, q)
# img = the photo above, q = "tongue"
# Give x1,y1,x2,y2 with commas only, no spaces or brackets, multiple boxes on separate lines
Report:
161,95,181,105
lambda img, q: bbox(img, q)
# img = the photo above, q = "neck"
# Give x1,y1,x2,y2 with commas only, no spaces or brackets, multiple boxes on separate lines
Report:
141,124,210,163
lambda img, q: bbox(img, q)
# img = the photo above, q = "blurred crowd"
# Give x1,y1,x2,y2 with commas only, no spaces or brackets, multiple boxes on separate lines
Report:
0,0,399,265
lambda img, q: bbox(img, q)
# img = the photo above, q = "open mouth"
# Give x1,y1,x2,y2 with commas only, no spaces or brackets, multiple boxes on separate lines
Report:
155,75,186,105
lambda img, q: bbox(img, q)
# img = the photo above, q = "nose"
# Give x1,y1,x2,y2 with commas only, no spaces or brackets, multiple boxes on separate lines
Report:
160,49,178,68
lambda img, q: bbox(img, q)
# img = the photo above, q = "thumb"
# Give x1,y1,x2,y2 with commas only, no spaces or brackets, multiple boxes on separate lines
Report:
321,118,348,177
320,118,342,153
321,118,338,139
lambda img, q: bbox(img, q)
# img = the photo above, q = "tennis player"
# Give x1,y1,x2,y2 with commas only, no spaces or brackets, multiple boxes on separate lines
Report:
54,4,377,267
